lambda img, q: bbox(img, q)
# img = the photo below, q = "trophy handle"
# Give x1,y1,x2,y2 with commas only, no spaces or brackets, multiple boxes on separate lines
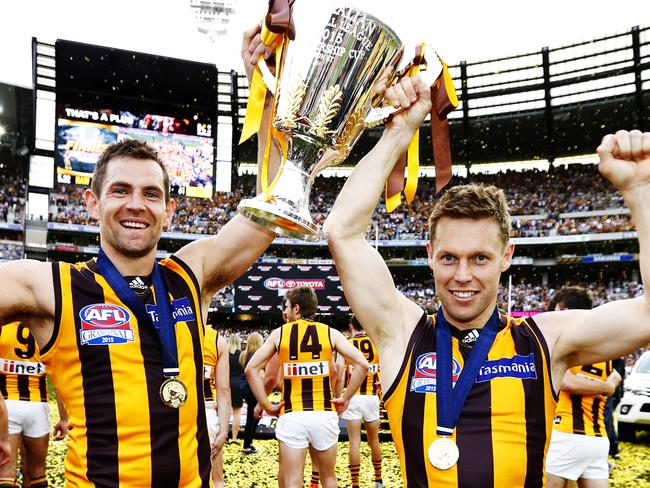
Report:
364,44,444,126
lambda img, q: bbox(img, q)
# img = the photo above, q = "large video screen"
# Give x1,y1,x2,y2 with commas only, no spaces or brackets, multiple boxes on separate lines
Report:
55,107,215,198
234,262,350,315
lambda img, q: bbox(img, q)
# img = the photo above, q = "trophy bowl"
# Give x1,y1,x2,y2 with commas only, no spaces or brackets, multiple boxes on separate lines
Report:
238,7,403,242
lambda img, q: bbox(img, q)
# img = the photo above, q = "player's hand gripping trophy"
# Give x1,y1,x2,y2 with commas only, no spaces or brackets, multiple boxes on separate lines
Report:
238,5,455,241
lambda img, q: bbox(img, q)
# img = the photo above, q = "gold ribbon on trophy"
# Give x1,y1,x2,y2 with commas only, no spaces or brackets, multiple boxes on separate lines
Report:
237,7,458,242
239,0,295,198
385,44,424,213
385,45,459,213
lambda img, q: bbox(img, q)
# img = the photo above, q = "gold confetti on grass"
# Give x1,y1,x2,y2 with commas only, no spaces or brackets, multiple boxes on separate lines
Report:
222,438,403,487
41,400,650,487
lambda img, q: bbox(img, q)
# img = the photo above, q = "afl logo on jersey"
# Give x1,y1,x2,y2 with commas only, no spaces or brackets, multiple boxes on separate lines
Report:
414,352,461,380
410,352,462,394
79,304,135,346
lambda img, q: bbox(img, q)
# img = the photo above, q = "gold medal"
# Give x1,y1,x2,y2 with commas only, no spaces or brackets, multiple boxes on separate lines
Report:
428,437,459,470
160,377,188,408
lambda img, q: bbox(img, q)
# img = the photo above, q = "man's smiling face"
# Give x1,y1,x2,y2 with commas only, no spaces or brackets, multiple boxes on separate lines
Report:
86,156,175,259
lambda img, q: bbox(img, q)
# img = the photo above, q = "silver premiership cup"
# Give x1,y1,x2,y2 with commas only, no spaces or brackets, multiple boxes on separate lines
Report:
237,7,403,242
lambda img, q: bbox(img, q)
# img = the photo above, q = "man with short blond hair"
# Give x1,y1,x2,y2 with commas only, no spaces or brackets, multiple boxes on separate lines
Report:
324,72,650,486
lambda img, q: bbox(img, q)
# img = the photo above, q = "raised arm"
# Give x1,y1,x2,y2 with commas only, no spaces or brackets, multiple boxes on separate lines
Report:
175,25,282,307
0,260,54,347
538,131,650,385
240,23,282,193
324,76,430,359
176,216,276,303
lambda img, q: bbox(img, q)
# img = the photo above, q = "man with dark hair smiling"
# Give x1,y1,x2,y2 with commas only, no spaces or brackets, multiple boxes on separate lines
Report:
0,73,279,488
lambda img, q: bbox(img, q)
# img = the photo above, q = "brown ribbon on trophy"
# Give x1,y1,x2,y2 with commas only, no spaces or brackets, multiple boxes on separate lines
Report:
239,1,295,198
385,46,458,212
237,7,415,241
264,0,296,39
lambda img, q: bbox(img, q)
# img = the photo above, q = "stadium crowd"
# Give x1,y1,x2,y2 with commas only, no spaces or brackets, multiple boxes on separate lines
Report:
212,279,647,370
46,164,633,239
0,170,25,224
0,241,22,261
11,163,638,325
212,279,644,317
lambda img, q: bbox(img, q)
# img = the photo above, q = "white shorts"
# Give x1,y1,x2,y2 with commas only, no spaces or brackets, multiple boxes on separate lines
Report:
545,430,610,480
342,395,380,423
275,411,339,450
205,401,220,444
6,400,50,438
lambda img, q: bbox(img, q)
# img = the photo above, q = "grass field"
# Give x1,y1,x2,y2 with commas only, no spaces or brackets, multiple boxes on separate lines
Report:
42,431,650,487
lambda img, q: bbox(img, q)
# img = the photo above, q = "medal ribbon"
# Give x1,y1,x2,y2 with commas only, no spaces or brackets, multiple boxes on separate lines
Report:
96,249,180,377
435,306,500,435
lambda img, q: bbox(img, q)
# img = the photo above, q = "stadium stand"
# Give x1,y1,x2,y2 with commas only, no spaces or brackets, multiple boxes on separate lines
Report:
0,23,643,346
47,164,633,240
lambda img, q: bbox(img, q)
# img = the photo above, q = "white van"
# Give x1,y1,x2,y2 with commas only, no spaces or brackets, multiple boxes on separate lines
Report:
617,350,650,441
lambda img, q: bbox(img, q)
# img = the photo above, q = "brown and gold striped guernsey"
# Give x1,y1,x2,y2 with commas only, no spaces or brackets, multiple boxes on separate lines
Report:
0,322,47,402
553,361,612,437
203,327,219,402
278,319,335,414
383,313,557,488
346,335,380,396
40,256,211,487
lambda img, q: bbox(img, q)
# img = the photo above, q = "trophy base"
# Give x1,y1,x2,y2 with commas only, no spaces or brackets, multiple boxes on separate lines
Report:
237,198,321,242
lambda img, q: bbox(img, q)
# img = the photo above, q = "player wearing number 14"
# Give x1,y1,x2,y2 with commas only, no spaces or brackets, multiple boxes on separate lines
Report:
245,286,369,488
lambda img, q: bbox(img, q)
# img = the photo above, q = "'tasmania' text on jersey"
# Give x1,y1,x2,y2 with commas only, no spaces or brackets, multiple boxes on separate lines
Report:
40,257,211,487
278,319,335,414
383,313,557,488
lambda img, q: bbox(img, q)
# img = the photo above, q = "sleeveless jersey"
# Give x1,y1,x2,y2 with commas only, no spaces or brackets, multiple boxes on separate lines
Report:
383,313,557,488
346,334,380,396
0,322,47,402
553,361,612,437
203,327,218,402
278,319,335,414
40,256,211,487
